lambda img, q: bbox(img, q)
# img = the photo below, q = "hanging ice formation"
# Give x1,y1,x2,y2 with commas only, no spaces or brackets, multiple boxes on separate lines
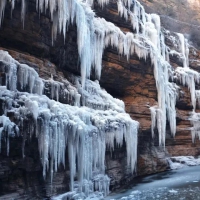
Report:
116,0,200,145
117,0,179,146
0,50,139,198
174,33,200,110
0,0,189,151
172,33,200,142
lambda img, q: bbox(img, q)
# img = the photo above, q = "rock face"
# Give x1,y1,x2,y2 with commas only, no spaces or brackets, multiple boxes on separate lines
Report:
139,0,200,47
0,0,200,199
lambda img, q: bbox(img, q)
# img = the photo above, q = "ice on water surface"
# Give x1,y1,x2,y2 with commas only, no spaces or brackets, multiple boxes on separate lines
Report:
105,165,200,200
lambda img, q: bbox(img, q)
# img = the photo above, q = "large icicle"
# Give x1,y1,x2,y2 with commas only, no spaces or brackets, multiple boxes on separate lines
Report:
0,0,6,26
189,112,200,143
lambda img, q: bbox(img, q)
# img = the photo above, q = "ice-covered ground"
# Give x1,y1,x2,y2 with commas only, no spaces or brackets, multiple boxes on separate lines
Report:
105,165,200,200
52,157,200,200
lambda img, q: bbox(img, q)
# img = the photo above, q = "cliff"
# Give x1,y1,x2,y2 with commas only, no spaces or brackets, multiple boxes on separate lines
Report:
139,0,200,47
0,0,200,199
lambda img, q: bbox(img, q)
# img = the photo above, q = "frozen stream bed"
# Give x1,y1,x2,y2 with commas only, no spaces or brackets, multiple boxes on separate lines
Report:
105,166,200,200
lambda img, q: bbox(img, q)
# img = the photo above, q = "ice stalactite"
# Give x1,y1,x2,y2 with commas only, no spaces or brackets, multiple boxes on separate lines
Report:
11,0,15,11
0,51,139,198
176,33,189,69
149,107,156,138
0,0,6,26
117,0,128,21
21,0,26,28
149,82,178,146
166,83,179,137
195,90,200,108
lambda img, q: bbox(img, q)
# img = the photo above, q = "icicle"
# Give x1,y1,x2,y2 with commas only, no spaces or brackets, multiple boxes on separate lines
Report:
149,107,156,138
117,0,128,20
0,50,139,198
51,11,58,45
189,112,200,143
9,0,15,17
0,0,6,27
21,0,26,28
196,90,200,108
175,67,200,110
176,33,189,68
0,115,16,155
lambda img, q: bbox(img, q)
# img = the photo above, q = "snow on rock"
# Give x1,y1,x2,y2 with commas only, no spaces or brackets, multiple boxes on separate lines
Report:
0,50,139,198
168,156,200,170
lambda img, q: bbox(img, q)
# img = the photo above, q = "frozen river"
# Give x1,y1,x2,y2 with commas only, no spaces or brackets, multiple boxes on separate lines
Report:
105,166,200,200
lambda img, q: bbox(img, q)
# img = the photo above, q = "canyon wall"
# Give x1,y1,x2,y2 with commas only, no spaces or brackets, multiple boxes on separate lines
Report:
0,0,200,199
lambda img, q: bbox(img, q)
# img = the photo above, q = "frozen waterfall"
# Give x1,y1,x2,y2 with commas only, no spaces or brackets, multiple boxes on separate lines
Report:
0,50,139,198
1,0,200,198
0,0,198,159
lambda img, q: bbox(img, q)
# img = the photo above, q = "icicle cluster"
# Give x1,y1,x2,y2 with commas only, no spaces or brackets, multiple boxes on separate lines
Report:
0,0,171,88
0,114,19,156
175,66,200,109
173,34,200,110
76,78,125,112
43,78,81,106
189,112,200,143
172,33,200,142
0,50,44,94
0,0,184,146
0,51,139,198
115,0,180,145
